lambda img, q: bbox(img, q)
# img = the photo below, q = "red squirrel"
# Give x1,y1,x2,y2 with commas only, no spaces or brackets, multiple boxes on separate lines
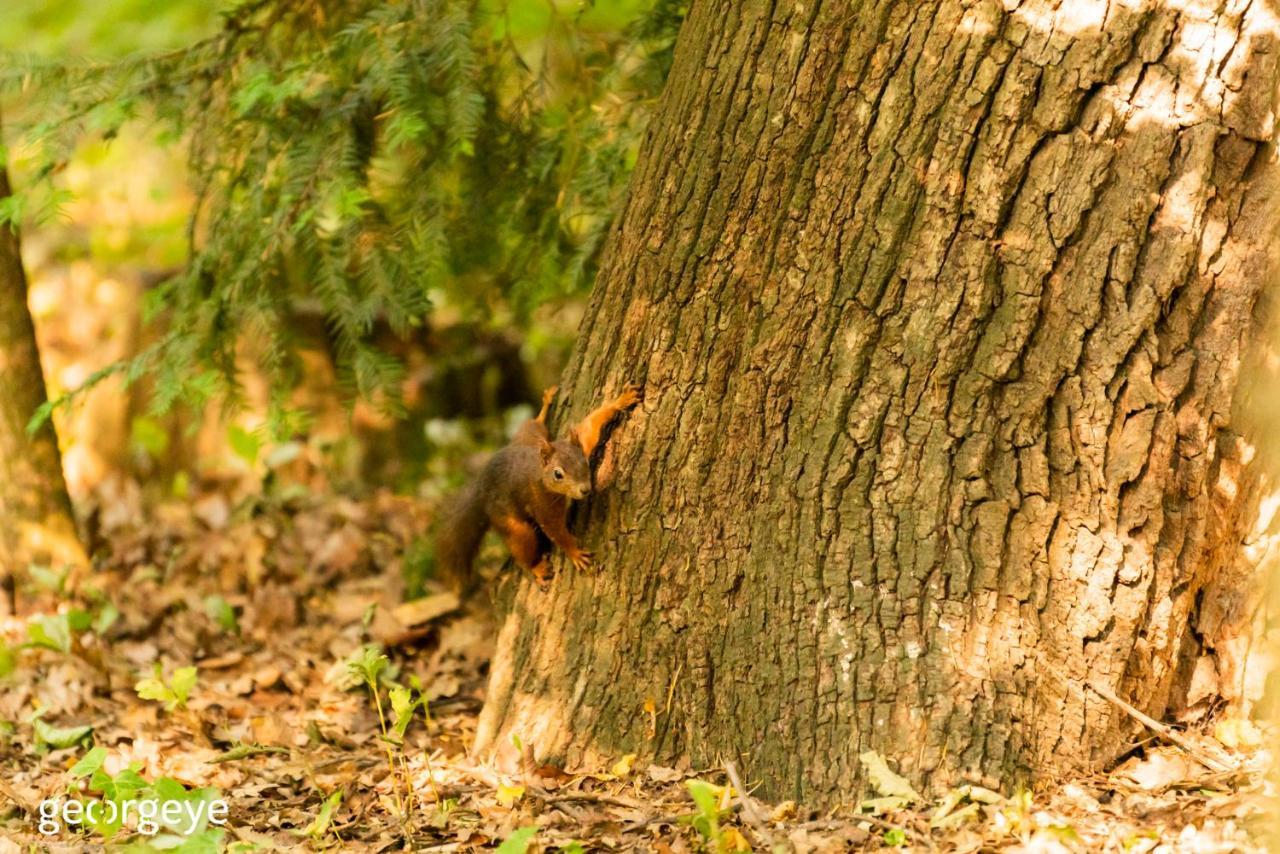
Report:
436,383,642,590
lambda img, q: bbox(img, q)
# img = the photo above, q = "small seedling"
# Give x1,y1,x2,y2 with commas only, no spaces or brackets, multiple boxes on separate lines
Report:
295,789,342,839
348,646,430,842
135,664,198,711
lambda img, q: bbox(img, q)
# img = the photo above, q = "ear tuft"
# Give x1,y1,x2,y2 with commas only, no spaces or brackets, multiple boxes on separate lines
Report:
539,437,554,462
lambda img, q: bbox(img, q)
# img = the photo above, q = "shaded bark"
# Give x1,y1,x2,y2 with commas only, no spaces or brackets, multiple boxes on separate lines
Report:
0,157,85,607
477,0,1280,802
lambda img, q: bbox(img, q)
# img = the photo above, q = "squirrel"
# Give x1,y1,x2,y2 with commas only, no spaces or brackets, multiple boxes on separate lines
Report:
436,383,643,591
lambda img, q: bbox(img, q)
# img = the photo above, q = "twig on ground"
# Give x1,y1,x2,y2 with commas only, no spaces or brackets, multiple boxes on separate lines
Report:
1046,664,1233,773
725,761,788,852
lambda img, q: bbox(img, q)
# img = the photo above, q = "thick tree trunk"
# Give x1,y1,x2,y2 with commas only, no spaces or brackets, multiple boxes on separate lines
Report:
477,0,1280,801
0,159,84,608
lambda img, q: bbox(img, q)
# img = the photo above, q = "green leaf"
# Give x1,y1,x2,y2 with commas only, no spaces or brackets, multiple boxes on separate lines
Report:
26,613,72,653
136,665,198,711
101,765,149,800
136,828,226,853
27,564,66,593
495,827,537,854
0,639,15,678
686,779,719,816
93,602,121,635
389,686,418,740
203,595,238,633
173,828,226,853
67,608,94,632
227,424,261,465
883,827,907,847
70,745,109,777
131,415,170,458
149,777,223,835
684,779,722,844
294,789,342,838
170,666,197,705
172,471,191,499
346,644,389,688
32,717,93,749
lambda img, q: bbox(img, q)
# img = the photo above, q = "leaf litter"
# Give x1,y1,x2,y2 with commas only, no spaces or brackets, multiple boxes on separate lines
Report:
0,477,1272,852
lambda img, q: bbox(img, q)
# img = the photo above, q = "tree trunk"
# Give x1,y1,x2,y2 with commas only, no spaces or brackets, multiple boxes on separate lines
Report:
476,0,1280,802
0,156,84,609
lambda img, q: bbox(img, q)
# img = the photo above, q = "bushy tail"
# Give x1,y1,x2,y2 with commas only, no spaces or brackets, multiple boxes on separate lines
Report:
435,481,488,594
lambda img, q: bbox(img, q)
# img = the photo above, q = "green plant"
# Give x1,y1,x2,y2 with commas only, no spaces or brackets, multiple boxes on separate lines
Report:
348,646,435,840
496,826,537,854
135,664,198,711
295,789,343,840
202,595,239,634
30,712,93,751
883,827,907,847
69,747,227,844
684,779,724,849
5,0,685,433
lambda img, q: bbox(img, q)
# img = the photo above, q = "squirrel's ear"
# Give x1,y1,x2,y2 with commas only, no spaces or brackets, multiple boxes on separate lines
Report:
539,437,554,463
568,426,582,455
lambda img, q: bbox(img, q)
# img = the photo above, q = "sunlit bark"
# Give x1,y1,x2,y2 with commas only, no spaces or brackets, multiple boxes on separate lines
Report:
478,0,1280,801
0,153,85,610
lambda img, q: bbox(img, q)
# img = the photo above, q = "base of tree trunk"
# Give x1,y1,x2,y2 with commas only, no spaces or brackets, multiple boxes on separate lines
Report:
476,0,1280,803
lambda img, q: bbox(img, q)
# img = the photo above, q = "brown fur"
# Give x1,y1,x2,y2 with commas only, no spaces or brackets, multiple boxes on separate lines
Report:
436,384,642,590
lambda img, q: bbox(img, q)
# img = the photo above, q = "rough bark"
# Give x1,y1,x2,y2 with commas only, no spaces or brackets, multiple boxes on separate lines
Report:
476,0,1280,802
0,158,85,608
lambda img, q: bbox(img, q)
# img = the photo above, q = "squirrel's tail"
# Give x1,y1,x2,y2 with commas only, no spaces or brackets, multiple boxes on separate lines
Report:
435,481,488,594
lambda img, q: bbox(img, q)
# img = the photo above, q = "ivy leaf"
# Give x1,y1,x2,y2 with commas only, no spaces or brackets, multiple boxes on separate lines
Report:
70,745,109,777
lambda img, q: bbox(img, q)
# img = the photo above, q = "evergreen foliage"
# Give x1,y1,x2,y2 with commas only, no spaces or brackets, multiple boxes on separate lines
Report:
1,0,683,431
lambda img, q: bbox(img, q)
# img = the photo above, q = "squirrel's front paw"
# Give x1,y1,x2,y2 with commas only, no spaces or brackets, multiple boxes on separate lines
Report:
616,383,644,410
570,549,594,571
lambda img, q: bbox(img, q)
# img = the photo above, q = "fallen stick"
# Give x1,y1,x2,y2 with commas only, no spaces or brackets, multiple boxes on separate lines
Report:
725,761,789,853
1045,664,1233,774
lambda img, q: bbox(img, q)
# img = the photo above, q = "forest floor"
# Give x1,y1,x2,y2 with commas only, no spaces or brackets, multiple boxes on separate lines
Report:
0,480,1274,853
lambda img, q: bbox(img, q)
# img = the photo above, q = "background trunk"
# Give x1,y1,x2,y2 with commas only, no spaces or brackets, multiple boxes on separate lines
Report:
0,159,84,606
477,0,1280,801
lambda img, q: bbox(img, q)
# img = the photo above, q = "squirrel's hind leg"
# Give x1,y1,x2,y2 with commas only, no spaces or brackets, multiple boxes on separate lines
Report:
493,515,554,588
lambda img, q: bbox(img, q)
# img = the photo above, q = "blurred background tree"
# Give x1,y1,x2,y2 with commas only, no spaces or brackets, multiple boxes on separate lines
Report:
0,0,683,495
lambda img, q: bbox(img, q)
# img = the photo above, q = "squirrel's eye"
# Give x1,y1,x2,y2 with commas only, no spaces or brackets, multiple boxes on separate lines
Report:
553,469,564,480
